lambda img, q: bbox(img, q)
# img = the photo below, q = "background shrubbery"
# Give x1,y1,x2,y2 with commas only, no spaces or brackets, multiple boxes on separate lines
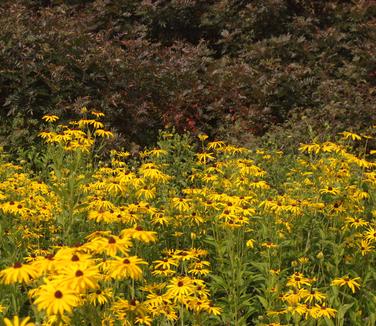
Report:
0,0,375,154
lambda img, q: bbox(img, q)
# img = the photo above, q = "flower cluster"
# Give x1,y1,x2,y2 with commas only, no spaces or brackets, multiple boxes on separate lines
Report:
0,115,375,325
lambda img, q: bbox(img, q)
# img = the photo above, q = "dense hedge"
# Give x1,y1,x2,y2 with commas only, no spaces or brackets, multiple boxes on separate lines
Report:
0,1,375,154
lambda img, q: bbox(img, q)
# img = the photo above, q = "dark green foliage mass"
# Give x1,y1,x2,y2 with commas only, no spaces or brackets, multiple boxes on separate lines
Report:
0,0,375,154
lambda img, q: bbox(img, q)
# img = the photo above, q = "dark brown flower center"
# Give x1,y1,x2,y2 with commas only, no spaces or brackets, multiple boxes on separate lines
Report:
46,254,55,260
54,290,63,299
13,262,22,268
75,270,84,277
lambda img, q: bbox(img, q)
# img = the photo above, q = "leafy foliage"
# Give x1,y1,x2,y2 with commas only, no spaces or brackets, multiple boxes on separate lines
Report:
0,0,375,153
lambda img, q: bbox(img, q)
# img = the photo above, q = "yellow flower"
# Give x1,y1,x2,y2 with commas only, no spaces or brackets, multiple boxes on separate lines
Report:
301,289,326,304
286,272,312,288
59,263,100,292
286,303,307,317
91,111,105,118
345,217,369,229
0,262,37,284
207,141,225,150
136,186,157,200
86,288,113,306
358,239,374,256
135,315,152,326
166,277,195,301
364,226,376,242
153,258,178,270
319,186,340,196
3,316,35,326
33,281,79,315
340,131,362,141
331,276,361,293
121,226,157,243
106,255,147,280
205,303,222,316
147,148,168,158
299,143,321,154
196,152,215,164
198,134,208,141
94,129,114,138
171,197,191,212
78,119,104,129
246,239,255,248
42,115,59,122
88,235,132,257
309,304,337,319
261,242,278,249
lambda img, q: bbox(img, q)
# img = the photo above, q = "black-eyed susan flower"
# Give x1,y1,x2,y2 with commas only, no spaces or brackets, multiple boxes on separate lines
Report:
171,197,191,212
166,277,195,301
33,281,79,315
136,185,157,200
207,141,225,150
309,304,337,319
151,267,176,277
364,226,376,242
153,258,178,270
299,143,321,154
319,186,341,195
2,316,35,326
88,235,132,257
151,212,170,226
358,239,374,256
286,272,312,289
340,131,362,141
106,255,147,280
86,288,113,306
91,111,105,118
301,289,326,304
205,302,222,316
0,262,37,284
121,226,157,243
246,239,255,248
331,276,361,293
94,129,114,138
135,315,152,326
59,263,100,292
261,242,278,249
196,152,215,164
345,217,369,229
42,115,59,123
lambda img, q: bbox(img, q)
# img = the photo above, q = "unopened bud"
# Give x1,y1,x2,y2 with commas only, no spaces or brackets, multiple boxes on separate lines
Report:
317,251,324,260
